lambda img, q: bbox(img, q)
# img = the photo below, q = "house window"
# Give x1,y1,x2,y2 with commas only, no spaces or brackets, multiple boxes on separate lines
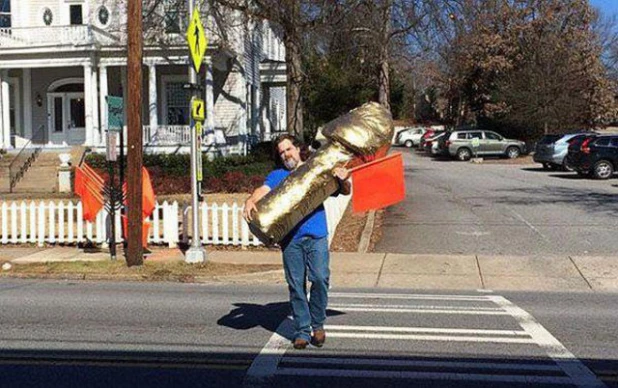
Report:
70,5,83,25
0,0,10,28
164,0,181,33
165,82,190,125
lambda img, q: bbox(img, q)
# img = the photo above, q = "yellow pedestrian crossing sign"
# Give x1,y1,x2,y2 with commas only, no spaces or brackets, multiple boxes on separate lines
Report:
192,98,205,121
186,8,208,73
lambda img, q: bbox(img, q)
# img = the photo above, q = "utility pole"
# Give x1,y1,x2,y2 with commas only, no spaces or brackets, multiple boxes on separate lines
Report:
185,0,206,263
126,0,143,266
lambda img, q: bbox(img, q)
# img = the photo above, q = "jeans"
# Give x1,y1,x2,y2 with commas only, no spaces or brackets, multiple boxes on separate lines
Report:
282,236,330,342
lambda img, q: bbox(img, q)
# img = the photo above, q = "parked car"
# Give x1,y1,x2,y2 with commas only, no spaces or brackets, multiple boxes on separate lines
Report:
533,132,596,171
419,130,437,150
395,127,427,147
422,131,445,153
444,130,526,161
566,135,618,179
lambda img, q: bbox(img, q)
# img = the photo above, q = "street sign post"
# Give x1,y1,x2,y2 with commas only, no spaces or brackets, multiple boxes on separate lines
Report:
105,96,125,261
195,121,203,182
184,1,207,264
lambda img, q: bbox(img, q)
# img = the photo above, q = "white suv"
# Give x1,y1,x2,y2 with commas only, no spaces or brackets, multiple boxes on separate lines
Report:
395,127,427,148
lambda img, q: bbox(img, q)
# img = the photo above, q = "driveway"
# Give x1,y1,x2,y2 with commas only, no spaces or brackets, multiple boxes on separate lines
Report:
375,150,618,255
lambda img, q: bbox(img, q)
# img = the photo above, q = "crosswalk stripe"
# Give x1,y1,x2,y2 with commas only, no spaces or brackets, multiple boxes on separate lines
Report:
276,368,574,384
333,306,511,315
330,303,503,311
330,292,492,301
327,332,536,343
325,325,529,336
491,296,606,388
282,357,563,372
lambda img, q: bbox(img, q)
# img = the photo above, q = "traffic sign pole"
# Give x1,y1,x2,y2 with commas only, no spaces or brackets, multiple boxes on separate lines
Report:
185,0,206,263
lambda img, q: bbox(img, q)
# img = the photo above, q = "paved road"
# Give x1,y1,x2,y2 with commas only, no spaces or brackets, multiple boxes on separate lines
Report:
0,280,616,387
375,149,618,255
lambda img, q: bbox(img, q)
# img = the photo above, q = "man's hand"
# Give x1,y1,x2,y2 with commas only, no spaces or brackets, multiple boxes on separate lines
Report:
243,198,258,222
333,167,352,195
333,167,350,181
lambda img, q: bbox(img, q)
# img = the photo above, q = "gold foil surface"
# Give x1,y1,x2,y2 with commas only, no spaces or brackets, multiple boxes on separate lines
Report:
249,141,354,246
321,102,394,156
249,102,394,246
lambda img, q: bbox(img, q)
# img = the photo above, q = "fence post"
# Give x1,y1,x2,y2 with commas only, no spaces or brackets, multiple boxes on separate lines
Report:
77,202,84,243
1,202,8,244
232,202,239,245
20,201,27,244
212,203,219,245
152,202,160,244
222,203,229,245
29,201,36,243
10,202,17,244
172,201,179,248
37,202,45,247
68,201,75,243
48,201,56,244
58,202,65,244
201,203,209,245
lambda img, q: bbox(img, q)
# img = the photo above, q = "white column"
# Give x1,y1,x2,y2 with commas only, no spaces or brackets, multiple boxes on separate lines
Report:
148,64,158,129
83,64,93,146
121,66,127,142
205,59,215,133
99,65,108,135
23,69,32,139
0,71,4,148
261,87,270,141
1,70,10,149
91,64,100,145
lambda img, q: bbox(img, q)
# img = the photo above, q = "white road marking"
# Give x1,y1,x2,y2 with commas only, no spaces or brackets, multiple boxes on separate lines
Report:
330,303,503,312
491,295,606,388
325,325,529,336
456,230,491,237
282,356,563,372
330,292,492,301
333,306,511,315
276,368,574,384
242,317,293,388
510,208,551,243
327,332,535,344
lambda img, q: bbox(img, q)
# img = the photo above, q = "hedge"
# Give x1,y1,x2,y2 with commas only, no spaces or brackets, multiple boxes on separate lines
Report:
84,150,275,194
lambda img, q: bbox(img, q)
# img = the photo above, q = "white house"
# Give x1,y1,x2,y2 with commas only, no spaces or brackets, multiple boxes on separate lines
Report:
0,0,287,154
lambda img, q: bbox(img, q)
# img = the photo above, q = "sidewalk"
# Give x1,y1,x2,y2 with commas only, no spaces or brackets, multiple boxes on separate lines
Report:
2,247,617,292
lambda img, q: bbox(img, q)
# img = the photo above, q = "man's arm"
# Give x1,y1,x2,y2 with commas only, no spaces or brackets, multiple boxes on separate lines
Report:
243,185,271,222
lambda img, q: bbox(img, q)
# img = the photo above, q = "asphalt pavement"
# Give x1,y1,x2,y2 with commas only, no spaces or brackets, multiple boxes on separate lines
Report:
376,149,618,256
0,281,615,388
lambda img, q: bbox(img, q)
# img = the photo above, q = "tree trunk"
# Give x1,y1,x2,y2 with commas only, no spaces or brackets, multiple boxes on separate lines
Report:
285,34,304,139
378,54,390,111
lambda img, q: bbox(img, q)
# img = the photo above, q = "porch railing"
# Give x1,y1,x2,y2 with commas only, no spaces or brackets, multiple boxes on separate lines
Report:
143,125,192,145
0,25,119,48
8,125,45,193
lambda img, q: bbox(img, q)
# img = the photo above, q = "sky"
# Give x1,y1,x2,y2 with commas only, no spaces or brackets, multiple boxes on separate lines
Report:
590,0,618,17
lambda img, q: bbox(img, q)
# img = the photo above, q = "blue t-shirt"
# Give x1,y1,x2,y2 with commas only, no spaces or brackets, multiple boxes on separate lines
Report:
264,168,328,242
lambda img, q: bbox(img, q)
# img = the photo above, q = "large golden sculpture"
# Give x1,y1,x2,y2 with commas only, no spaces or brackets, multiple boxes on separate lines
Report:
248,102,394,246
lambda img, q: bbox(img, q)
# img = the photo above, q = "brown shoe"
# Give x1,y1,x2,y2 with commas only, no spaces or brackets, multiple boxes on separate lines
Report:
293,338,309,350
311,329,326,347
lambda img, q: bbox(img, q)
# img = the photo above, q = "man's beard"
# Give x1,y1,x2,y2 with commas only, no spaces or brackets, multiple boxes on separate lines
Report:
283,157,298,170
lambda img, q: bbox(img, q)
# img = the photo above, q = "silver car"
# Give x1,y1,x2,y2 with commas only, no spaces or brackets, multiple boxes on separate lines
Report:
533,133,593,171
446,130,526,161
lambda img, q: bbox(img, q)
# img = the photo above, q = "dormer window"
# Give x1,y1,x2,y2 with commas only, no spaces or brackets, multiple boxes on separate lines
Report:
0,0,10,28
42,8,53,26
97,6,110,27
70,4,83,25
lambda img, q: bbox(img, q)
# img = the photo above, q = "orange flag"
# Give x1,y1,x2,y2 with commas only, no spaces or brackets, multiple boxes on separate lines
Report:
142,167,156,219
74,166,85,197
350,153,405,213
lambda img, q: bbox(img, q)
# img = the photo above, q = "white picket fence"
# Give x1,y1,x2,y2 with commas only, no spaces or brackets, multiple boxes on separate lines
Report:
0,195,350,248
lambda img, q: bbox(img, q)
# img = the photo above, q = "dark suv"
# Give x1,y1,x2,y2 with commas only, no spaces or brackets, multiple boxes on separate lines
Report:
566,135,618,179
